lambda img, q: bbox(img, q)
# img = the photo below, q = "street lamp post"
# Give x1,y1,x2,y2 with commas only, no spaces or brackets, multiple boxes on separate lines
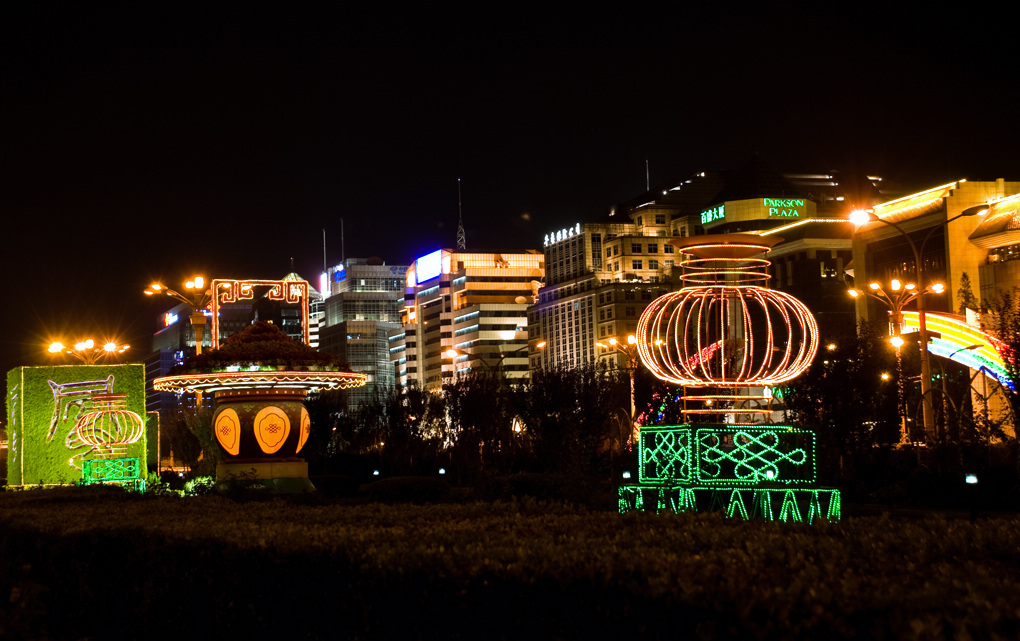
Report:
848,278,942,445
145,276,211,354
596,335,639,444
849,206,985,440
47,338,130,365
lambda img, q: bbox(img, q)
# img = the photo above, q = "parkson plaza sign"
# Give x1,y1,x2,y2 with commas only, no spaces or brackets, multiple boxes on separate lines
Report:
762,198,805,218
700,197,808,226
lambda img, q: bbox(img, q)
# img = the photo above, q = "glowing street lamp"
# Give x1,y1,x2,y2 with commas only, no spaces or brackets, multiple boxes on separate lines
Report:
848,278,944,444
849,205,984,439
47,338,130,365
597,334,639,443
145,276,212,354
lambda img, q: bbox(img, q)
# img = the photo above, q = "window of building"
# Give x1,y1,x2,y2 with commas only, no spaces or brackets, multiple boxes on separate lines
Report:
649,259,659,269
655,214,666,224
624,290,635,300
632,260,642,270
664,245,675,254
647,244,657,253
664,260,674,269
625,306,636,317
631,243,641,253
636,216,642,225
606,248,612,258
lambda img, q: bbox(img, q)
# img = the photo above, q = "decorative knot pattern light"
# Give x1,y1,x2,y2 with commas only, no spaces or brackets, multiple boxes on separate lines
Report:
636,234,819,415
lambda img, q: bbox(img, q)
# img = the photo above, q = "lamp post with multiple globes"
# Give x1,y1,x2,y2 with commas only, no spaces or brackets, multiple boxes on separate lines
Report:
144,276,212,354
848,205,984,440
47,339,130,365
848,278,944,445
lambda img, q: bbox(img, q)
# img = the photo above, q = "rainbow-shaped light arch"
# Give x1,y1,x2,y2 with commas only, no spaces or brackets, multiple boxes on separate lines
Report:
900,311,1012,389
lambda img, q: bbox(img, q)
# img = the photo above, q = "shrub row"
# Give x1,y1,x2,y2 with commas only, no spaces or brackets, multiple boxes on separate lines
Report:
1,487,1019,639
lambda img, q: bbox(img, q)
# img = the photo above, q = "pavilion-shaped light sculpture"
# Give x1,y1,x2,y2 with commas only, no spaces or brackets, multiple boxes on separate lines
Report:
619,234,840,523
154,318,366,492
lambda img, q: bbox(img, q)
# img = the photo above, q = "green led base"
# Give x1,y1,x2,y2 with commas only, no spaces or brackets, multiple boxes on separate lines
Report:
82,457,146,491
623,424,839,522
618,485,841,523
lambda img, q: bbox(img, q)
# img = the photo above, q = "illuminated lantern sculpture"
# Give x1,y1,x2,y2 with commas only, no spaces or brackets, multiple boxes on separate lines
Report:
75,393,146,488
636,234,818,418
620,234,840,523
154,320,365,492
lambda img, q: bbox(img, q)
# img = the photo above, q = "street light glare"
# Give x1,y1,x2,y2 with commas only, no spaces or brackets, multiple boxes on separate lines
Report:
848,209,873,226
847,289,859,297
891,279,901,291
890,336,905,348
608,337,618,346
193,276,205,289
627,335,636,345
931,283,945,293
48,342,64,353
869,282,880,290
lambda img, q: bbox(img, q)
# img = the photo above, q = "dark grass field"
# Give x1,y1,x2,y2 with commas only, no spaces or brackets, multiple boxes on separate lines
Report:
2,485,1019,640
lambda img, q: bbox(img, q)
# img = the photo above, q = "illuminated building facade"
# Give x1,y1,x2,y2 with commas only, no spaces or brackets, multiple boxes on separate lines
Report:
852,179,1020,320
390,249,544,390
852,178,1020,437
317,258,407,408
529,221,675,371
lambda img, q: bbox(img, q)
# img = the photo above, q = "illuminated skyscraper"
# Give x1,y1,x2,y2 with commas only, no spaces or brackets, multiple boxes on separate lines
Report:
318,258,408,408
390,249,544,390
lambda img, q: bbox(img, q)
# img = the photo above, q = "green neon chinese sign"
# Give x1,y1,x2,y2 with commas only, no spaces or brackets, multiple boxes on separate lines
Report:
763,198,804,218
700,204,725,225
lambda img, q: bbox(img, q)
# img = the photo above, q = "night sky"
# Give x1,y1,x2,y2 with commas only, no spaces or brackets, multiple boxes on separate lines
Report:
2,4,1017,376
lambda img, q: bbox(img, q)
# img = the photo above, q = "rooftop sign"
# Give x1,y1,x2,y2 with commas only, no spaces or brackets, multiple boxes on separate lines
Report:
544,223,581,247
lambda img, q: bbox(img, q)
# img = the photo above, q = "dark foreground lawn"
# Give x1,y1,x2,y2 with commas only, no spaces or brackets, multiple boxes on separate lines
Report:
1,486,1019,640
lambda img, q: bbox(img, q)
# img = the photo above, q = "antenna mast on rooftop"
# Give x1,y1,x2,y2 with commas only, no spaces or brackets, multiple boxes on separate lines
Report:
456,177,467,250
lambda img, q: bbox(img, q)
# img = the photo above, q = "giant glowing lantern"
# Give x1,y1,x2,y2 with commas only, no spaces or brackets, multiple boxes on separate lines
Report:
619,234,839,522
636,234,818,417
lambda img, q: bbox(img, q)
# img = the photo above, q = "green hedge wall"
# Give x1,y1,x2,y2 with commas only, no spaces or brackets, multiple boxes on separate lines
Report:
1,489,1019,639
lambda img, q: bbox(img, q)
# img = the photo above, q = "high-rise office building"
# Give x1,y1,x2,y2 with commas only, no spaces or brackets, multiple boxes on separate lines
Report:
389,249,544,390
318,258,408,408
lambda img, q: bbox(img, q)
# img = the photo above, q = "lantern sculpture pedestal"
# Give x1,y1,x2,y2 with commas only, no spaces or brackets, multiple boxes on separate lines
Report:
618,424,840,522
154,370,366,493
619,235,839,521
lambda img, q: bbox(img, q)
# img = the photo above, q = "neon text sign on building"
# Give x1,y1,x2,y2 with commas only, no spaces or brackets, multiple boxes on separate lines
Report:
700,205,725,225
763,198,805,218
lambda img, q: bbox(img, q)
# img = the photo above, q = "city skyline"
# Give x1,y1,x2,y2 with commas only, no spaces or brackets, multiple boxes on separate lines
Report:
3,5,1017,374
